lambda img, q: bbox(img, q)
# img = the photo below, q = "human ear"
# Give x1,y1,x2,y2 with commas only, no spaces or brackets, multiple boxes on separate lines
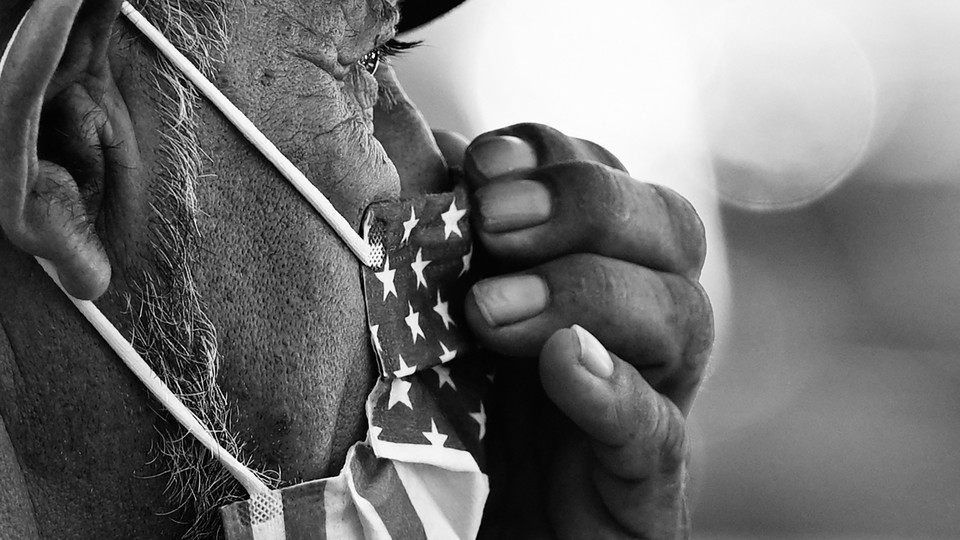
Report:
0,0,136,300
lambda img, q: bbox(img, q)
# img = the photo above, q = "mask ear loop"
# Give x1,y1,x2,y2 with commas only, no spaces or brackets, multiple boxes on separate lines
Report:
119,1,374,268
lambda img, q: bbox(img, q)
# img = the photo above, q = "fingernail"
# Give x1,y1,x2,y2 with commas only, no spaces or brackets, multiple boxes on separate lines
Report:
477,180,552,233
469,135,538,179
572,325,614,379
473,275,549,327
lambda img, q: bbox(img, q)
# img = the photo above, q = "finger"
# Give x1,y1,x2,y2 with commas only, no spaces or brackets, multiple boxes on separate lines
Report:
474,162,707,278
541,326,688,470
463,123,627,187
373,64,451,195
432,129,469,169
541,327,690,535
465,254,712,410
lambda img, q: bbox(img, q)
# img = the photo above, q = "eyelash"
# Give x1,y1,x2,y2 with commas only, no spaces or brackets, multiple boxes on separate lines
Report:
359,39,421,75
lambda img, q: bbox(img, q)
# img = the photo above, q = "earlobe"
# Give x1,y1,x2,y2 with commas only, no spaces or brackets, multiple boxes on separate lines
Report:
0,0,129,300
24,162,113,300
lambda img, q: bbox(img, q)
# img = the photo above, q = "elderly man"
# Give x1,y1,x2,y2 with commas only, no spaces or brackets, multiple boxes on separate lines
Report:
0,0,712,538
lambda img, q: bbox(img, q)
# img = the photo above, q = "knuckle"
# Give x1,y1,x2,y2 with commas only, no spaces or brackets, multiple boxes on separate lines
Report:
548,254,627,328
548,161,627,236
654,398,689,473
550,253,615,307
543,160,619,189
584,165,628,229
650,184,707,276
582,255,623,307
656,275,691,366
508,125,627,171
500,123,582,163
573,137,628,171
681,281,714,376
504,122,563,137
620,378,687,474
663,276,713,369
659,278,713,407
494,123,566,146
689,281,714,341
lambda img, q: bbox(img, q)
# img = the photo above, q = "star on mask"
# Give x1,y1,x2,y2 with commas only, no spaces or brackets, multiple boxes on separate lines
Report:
401,207,419,244
441,199,467,239
434,365,457,391
422,419,448,447
410,248,431,289
394,355,417,378
374,255,397,301
433,291,455,329
404,303,425,343
388,379,413,410
460,244,473,277
470,404,488,440
438,341,457,364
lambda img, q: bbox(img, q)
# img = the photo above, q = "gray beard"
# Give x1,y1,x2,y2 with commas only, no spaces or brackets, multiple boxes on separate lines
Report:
116,2,276,538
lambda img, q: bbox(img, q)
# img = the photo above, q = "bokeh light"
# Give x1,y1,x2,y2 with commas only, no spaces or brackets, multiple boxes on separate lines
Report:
698,1,876,210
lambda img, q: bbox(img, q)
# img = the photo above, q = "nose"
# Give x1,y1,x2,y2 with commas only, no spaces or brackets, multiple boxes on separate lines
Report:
373,65,452,196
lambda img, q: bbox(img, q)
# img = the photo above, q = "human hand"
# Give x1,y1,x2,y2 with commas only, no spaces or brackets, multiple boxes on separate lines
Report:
448,124,713,539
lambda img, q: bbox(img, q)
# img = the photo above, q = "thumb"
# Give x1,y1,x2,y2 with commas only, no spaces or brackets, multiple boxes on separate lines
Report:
540,325,690,536
540,325,688,479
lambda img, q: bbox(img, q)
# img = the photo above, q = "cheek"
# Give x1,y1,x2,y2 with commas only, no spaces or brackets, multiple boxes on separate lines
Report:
190,97,397,479
201,215,375,479
232,63,401,218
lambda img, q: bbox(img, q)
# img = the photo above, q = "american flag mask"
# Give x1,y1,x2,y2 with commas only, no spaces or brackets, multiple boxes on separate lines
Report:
220,186,494,540
11,4,495,539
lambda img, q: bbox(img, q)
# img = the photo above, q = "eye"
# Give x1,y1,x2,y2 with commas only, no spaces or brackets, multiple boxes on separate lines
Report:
359,50,382,75
358,39,421,75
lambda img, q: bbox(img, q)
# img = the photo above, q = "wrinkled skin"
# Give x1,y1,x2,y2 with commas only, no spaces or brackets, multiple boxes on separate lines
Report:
0,0,712,538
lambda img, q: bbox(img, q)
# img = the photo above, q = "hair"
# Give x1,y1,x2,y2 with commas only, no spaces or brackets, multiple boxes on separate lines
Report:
115,2,278,538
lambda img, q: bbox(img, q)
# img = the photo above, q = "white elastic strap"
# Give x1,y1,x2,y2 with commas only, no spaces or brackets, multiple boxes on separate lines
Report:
119,1,374,267
36,258,271,498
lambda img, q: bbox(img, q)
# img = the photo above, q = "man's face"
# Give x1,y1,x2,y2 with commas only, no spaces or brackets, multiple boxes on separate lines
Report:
123,0,409,475
105,0,431,532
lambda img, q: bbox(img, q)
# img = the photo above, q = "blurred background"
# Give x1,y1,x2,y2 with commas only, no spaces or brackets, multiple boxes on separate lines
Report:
393,0,960,538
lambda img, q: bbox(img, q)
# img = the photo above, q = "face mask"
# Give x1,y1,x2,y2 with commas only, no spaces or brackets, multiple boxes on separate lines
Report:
3,3,493,539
